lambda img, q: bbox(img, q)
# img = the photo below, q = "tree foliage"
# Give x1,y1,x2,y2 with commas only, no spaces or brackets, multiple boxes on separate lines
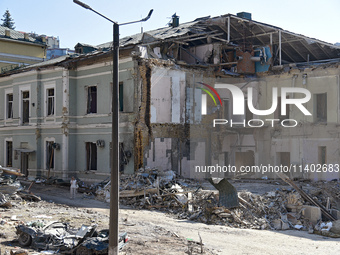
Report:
1,10,15,29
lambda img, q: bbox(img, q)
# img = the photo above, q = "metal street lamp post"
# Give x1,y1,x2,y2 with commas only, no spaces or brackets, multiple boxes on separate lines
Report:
73,1,153,254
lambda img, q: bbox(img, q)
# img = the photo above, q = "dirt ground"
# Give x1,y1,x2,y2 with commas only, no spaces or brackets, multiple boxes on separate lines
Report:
0,180,339,255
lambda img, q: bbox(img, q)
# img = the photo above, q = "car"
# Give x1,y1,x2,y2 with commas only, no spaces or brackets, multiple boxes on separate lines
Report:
16,221,128,254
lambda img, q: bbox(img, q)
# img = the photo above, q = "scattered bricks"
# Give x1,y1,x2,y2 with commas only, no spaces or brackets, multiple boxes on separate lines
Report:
302,205,322,225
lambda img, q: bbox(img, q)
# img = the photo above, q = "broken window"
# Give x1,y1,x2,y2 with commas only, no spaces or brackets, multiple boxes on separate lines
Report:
318,146,326,165
6,93,13,119
22,91,29,124
47,88,55,116
86,142,97,170
315,93,327,122
87,86,97,114
46,141,55,169
6,141,12,167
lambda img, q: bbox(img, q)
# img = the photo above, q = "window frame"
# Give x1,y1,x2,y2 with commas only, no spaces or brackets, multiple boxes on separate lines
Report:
4,88,13,122
44,82,56,118
4,138,13,167
19,85,31,125
44,138,55,170
86,142,97,170
87,86,97,114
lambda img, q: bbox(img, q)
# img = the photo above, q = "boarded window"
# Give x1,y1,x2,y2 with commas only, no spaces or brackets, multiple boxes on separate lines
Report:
47,88,55,116
86,142,97,170
318,146,326,165
22,91,29,124
46,141,54,169
87,86,97,114
6,141,12,167
7,94,13,119
315,93,327,122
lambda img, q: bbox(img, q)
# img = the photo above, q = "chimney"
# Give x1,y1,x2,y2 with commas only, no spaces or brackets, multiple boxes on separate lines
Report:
171,13,179,28
237,12,252,20
5,30,10,37
24,33,29,40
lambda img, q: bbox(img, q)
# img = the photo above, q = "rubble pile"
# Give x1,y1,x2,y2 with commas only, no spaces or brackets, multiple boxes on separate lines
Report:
0,168,41,208
95,168,340,234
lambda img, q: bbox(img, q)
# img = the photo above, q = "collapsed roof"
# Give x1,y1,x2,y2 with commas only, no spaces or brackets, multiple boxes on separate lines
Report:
98,12,340,65
2,12,340,77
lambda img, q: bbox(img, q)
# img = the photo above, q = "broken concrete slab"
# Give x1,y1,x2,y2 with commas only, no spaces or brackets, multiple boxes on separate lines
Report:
208,178,239,208
302,205,321,225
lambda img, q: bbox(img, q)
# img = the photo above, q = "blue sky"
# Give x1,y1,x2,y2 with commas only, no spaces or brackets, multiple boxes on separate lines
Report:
1,0,339,49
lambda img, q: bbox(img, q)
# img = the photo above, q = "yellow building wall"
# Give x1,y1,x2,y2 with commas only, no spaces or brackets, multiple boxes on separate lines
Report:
0,40,46,59
0,39,46,72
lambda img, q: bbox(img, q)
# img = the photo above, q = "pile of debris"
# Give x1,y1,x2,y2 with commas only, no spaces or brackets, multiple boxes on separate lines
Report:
96,168,340,236
0,166,41,208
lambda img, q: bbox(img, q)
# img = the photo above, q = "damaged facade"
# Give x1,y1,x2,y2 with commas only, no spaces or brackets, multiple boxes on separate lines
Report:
0,12,340,181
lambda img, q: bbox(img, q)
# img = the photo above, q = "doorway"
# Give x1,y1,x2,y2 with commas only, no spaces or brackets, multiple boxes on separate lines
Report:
21,152,29,177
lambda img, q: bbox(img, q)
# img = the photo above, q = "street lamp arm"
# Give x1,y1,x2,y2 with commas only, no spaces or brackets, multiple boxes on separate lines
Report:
73,0,91,9
120,9,153,26
73,0,117,24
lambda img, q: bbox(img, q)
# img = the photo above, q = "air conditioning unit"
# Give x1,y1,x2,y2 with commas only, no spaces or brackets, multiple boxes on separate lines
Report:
96,140,105,147
52,143,60,150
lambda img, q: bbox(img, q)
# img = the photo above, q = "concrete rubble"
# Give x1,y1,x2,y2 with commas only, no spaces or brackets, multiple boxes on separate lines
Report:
0,168,41,209
96,168,340,236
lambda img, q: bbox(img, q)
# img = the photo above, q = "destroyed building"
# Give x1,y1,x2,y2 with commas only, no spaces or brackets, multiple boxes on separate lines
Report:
0,12,340,182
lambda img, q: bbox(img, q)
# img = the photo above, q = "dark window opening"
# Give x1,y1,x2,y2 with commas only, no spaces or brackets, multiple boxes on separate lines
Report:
87,86,97,114
315,93,327,122
119,82,124,112
6,141,12,167
46,141,54,169
22,91,29,124
318,146,326,165
7,94,13,119
86,142,97,170
47,88,55,116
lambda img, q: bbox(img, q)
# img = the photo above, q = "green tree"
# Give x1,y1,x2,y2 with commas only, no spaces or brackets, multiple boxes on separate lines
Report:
1,10,15,29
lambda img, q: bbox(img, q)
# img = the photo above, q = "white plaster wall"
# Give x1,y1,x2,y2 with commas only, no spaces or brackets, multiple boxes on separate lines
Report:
151,67,186,124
